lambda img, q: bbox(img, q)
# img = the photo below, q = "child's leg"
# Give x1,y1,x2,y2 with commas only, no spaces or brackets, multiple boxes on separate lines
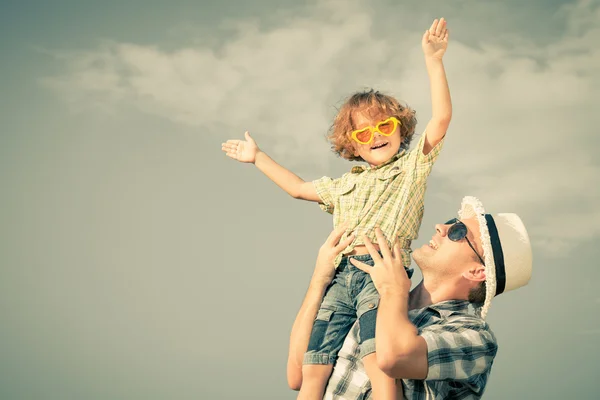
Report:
301,267,355,399
363,354,398,400
297,364,333,400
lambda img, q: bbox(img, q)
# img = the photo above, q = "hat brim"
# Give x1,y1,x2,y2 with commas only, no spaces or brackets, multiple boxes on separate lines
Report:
458,196,495,318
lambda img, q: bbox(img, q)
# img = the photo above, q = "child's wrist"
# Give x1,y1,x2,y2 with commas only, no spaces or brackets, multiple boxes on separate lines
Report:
424,55,444,64
253,150,264,164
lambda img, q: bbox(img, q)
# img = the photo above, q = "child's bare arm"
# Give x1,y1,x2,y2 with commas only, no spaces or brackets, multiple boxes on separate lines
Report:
422,18,452,155
222,132,320,202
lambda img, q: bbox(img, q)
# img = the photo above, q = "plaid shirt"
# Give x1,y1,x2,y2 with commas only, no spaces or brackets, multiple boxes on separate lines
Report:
313,133,444,268
323,300,497,400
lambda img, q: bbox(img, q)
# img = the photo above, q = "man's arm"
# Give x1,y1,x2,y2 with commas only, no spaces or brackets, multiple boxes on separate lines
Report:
375,294,428,379
421,18,452,155
287,276,330,390
377,301,497,382
349,229,429,379
286,223,355,390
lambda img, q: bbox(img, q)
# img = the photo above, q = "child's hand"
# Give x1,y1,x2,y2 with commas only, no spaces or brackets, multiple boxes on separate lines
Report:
221,131,260,163
422,18,449,60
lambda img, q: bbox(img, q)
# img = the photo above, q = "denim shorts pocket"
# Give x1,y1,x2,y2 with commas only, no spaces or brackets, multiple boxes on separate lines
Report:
315,308,334,322
357,297,380,344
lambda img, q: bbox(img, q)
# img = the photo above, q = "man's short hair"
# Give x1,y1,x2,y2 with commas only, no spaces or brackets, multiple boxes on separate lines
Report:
468,281,486,306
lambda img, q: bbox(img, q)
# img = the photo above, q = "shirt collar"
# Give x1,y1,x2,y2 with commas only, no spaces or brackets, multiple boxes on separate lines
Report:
423,300,471,318
350,149,406,174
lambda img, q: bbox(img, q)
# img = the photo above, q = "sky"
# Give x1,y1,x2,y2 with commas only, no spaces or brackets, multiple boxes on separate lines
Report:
0,0,599,398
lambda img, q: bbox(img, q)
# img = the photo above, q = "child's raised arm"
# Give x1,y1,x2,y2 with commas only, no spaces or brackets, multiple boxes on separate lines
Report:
422,18,452,155
221,132,320,202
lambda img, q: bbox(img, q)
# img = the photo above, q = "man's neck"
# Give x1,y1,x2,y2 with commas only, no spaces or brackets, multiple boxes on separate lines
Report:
408,277,467,310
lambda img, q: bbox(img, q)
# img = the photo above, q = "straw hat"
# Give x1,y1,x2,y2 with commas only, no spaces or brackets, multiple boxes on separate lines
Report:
458,196,533,318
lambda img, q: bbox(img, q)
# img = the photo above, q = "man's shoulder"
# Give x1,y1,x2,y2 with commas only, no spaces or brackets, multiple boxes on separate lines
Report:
419,302,497,340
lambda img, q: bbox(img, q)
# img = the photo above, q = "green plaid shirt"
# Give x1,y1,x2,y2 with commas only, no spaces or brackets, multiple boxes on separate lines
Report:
313,132,444,267
323,300,498,400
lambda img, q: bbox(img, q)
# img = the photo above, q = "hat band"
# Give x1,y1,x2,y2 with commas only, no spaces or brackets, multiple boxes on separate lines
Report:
485,214,506,296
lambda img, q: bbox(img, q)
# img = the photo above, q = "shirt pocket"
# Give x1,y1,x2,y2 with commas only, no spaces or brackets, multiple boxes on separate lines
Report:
374,166,405,195
376,166,404,182
337,180,357,210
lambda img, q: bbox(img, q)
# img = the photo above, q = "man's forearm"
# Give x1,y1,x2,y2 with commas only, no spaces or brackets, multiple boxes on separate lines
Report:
375,292,428,379
286,276,330,389
376,292,418,357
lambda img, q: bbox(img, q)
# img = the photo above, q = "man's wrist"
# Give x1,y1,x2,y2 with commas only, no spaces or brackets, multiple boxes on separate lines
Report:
379,287,409,302
310,269,333,286
308,275,332,296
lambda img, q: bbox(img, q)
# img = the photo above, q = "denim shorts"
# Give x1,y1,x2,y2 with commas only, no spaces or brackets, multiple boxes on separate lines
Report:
303,254,413,365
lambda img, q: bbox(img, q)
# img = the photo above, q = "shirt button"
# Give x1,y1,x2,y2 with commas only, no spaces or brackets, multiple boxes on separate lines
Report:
368,303,375,309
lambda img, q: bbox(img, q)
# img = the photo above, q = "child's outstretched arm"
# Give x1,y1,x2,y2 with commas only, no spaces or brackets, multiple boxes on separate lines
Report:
221,132,320,202
422,18,452,155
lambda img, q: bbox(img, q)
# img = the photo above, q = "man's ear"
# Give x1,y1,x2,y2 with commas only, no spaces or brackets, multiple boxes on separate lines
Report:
462,265,486,283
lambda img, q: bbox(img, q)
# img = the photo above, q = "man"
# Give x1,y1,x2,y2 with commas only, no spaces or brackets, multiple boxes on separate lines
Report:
287,196,533,399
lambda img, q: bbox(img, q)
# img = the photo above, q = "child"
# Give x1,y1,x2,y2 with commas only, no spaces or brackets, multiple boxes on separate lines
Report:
222,18,451,400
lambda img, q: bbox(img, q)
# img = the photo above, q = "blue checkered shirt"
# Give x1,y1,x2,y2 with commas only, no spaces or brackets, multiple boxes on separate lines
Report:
323,300,497,399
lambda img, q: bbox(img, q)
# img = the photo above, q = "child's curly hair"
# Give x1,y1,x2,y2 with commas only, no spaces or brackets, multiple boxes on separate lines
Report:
328,89,417,161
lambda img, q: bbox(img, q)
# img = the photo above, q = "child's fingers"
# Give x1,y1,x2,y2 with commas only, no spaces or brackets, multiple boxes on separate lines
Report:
225,152,238,159
349,258,371,274
444,30,449,41
422,30,429,46
244,131,255,144
429,19,438,34
435,18,445,36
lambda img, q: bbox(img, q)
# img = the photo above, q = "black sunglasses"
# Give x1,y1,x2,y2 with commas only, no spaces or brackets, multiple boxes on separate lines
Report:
445,218,485,265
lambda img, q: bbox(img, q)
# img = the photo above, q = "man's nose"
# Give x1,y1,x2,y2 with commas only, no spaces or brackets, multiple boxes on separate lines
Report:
435,223,448,237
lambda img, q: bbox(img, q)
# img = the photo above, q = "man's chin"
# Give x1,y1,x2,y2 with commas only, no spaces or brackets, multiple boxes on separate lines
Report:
412,247,432,270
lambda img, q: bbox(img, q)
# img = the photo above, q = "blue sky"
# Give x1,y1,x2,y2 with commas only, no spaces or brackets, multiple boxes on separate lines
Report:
1,0,599,399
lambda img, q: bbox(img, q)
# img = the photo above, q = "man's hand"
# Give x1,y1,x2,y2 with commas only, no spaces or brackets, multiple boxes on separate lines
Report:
222,131,260,163
350,228,411,297
422,18,449,60
313,221,355,285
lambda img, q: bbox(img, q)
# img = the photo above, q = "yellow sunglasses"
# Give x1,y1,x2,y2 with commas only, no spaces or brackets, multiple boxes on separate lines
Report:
350,117,401,145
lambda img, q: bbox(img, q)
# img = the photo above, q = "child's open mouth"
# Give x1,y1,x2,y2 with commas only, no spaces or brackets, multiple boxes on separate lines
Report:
371,142,388,150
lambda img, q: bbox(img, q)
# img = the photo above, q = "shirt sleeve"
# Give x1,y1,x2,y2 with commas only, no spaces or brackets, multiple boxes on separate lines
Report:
420,319,498,382
312,173,350,214
411,130,445,165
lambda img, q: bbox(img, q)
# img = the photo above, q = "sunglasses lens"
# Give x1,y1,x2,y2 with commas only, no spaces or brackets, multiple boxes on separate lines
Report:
445,218,458,225
377,119,396,135
354,129,372,144
448,223,467,241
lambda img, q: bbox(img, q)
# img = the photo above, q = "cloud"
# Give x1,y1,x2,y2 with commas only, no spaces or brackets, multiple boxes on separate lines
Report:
578,329,600,335
41,0,600,254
